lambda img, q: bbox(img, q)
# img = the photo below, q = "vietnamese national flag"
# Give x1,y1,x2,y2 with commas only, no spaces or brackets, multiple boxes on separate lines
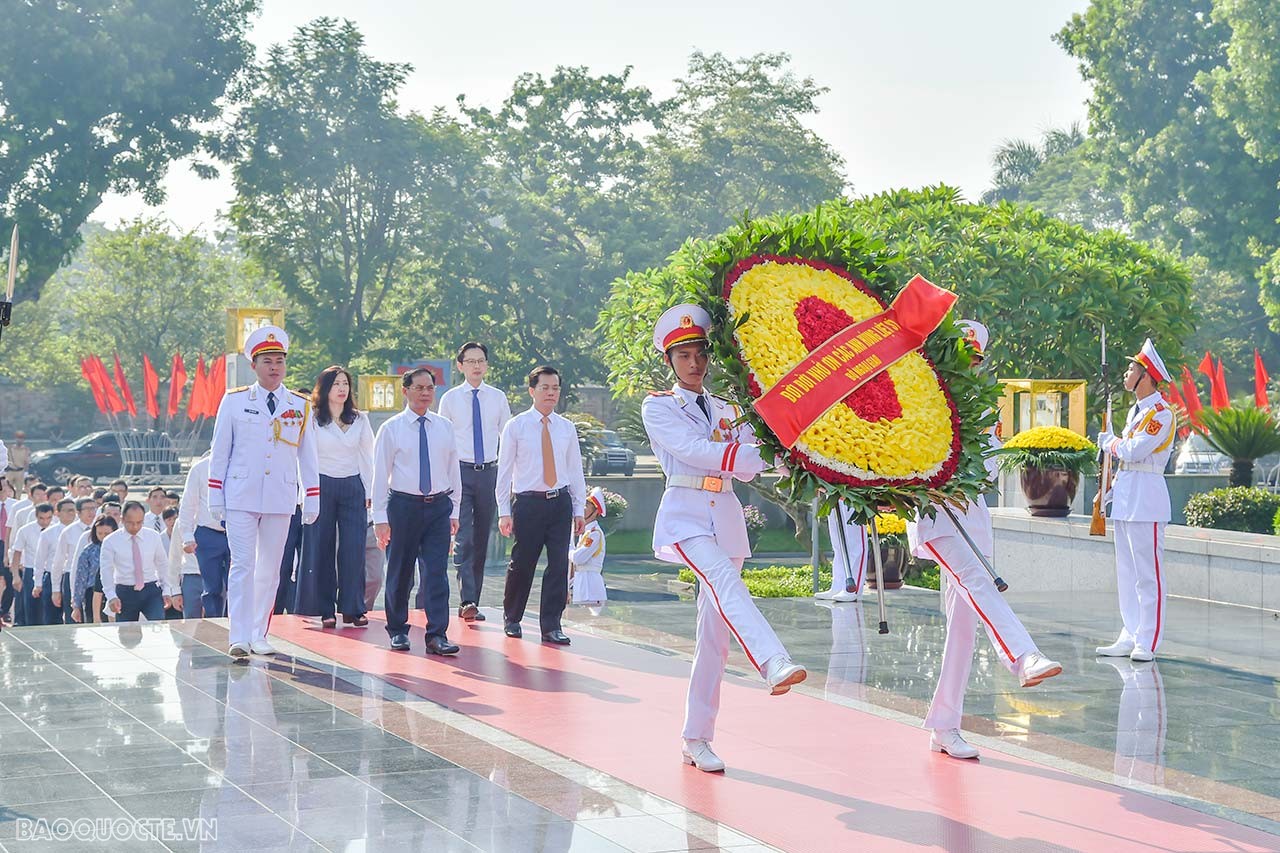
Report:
1198,351,1215,379
142,354,160,419
1255,349,1270,410
203,355,226,417
1210,359,1230,411
94,355,125,414
81,358,109,415
188,356,208,422
113,353,137,418
1180,365,1204,427
167,352,187,418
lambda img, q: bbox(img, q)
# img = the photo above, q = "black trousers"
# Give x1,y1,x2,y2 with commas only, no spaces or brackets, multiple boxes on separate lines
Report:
503,491,572,633
385,492,452,640
114,582,165,622
274,507,302,615
454,464,498,606
297,474,367,618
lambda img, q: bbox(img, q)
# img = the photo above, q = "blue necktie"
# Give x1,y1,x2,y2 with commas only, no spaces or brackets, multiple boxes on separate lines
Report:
417,415,432,494
471,389,485,464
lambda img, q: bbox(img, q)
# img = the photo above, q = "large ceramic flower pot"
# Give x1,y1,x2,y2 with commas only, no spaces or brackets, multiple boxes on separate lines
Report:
1019,466,1080,517
868,540,906,589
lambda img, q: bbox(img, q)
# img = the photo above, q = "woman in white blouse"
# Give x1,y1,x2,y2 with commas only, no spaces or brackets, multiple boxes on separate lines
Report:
295,366,374,627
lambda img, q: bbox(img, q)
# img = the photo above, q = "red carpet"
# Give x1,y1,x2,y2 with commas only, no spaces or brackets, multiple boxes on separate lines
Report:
271,614,1278,853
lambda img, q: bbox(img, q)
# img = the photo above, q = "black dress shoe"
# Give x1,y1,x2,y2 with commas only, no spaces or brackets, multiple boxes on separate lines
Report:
459,602,479,621
541,630,571,645
473,611,486,622
425,637,460,656
389,634,410,651
504,622,522,638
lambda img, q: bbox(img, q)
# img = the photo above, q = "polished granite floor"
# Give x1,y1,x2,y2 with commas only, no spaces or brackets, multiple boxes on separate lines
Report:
0,556,1277,851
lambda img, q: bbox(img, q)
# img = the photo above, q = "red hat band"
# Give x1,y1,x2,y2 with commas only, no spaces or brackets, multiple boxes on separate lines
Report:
1133,352,1163,383
662,326,707,351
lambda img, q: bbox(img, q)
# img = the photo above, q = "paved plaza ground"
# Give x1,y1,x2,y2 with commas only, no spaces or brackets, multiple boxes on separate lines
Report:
1,558,1278,852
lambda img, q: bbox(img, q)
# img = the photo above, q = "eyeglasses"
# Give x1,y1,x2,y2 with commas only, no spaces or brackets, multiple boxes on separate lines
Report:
461,358,488,366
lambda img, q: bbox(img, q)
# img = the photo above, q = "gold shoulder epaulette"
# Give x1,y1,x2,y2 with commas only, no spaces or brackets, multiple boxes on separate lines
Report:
227,385,251,394
647,390,675,397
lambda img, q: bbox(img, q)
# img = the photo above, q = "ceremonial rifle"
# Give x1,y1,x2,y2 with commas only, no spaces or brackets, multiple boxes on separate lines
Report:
1090,325,1113,536
1,225,15,341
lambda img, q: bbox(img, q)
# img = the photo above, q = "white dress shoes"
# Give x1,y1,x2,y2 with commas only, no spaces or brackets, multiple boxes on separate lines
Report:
763,655,807,695
681,740,726,772
228,642,251,658
250,638,277,656
930,728,979,759
1017,652,1063,687
1129,646,1155,662
1096,637,1135,657
815,589,859,602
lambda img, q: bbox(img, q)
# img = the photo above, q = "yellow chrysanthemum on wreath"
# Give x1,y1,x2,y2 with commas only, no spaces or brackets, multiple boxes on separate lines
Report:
873,513,907,536
725,255,962,487
1002,425,1096,453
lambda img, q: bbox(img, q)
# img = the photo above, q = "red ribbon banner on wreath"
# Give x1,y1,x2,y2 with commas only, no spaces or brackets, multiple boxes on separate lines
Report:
752,274,957,448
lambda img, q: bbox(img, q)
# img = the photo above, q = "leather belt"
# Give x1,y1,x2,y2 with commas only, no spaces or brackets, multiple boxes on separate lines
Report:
668,474,729,493
390,489,453,503
465,461,498,471
517,489,566,499
1118,462,1164,474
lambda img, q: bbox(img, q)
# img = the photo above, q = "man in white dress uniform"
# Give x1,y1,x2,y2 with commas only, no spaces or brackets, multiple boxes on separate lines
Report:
208,326,319,657
1095,338,1176,663
907,320,1062,759
642,303,806,774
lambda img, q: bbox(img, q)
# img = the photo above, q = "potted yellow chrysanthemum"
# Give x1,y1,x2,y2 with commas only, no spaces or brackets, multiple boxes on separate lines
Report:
868,513,908,589
997,426,1098,517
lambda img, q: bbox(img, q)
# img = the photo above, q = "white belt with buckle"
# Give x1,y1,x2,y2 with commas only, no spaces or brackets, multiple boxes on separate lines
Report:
668,474,729,493
1118,462,1164,474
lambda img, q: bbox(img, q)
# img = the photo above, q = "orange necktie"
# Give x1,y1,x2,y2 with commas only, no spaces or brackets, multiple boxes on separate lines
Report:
541,415,558,489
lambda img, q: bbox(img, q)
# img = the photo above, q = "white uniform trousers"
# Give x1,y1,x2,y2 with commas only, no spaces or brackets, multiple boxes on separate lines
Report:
826,508,866,594
821,601,867,702
921,535,1036,731
1112,520,1167,652
225,510,293,647
675,535,787,742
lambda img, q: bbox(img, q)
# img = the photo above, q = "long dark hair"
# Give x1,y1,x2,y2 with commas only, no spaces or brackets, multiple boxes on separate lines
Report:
313,365,358,426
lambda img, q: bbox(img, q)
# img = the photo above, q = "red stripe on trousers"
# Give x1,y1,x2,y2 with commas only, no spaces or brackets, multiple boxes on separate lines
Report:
674,541,761,672
1151,523,1163,651
926,543,1016,664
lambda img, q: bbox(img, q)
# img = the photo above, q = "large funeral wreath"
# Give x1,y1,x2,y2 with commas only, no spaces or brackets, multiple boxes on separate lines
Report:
659,208,1001,523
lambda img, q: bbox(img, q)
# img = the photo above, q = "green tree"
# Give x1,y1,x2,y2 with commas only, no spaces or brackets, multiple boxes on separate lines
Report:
602,188,1195,419
0,219,282,429
0,0,260,300
223,18,460,373
645,51,847,239
1055,0,1280,312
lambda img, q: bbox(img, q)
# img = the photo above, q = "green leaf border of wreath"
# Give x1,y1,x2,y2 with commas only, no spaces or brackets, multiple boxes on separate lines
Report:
667,204,1002,525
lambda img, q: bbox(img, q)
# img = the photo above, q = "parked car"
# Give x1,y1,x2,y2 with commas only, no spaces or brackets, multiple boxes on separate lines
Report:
28,430,181,483
1173,433,1230,476
589,430,636,476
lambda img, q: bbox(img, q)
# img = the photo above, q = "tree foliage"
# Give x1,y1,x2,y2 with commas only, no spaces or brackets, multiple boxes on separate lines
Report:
602,187,1195,421
222,18,460,374
0,0,260,301
0,219,280,393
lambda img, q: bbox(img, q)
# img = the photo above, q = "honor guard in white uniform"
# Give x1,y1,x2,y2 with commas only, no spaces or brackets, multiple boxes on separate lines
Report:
642,304,806,774
1096,338,1175,662
818,500,865,601
209,326,319,657
569,487,608,607
908,321,1062,759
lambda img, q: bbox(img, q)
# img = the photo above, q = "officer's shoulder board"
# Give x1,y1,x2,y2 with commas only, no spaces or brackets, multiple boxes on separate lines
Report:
226,385,251,395
1154,403,1166,413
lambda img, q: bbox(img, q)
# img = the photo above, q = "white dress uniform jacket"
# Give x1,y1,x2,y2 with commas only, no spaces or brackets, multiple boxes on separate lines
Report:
208,383,320,517
908,420,1002,558
643,387,766,562
570,520,606,574
1107,392,1175,523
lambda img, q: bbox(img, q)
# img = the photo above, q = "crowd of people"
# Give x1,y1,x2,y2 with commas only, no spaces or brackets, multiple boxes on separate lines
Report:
0,338,602,650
